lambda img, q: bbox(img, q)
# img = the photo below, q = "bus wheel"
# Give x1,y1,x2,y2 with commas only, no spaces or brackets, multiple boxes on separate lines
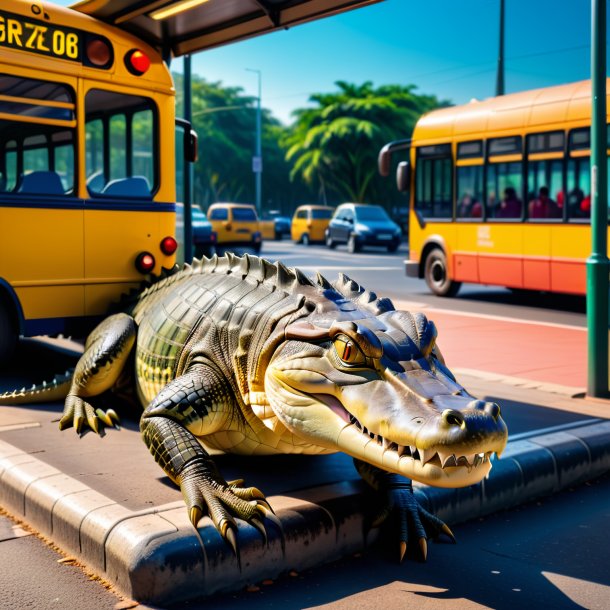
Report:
0,298,18,365
424,249,461,297
302,233,310,246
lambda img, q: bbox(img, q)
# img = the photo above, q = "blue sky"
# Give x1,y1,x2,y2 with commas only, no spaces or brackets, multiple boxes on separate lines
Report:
59,0,601,123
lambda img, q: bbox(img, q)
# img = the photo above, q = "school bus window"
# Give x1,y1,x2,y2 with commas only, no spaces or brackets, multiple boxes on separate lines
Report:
2,140,17,191
109,114,126,182
486,162,522,219
0,75,76,197
132,109,154,187
85,89,156,197
456,165,483,219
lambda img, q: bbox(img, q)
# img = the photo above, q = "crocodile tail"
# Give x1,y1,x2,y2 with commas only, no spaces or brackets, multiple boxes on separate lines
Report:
0,369,74,405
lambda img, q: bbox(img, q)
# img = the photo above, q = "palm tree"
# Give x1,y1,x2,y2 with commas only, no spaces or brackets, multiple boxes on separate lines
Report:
283,81,447,205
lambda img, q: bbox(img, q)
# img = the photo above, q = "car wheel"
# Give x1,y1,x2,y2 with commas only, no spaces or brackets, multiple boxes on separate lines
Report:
347,235,359,254
424,248,461,297
0,297,18,366
387,243,399,253
326,233,336,249
302,233,310,246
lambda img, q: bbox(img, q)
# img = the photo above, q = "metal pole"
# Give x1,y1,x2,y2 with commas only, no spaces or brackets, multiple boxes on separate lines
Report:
247,69,262,215
183,54,194,263
495,0,505,96
587,0,609,397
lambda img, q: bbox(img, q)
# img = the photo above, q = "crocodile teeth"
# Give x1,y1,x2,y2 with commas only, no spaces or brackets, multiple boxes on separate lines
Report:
397,445,407,457
443,454,457,468
419,448,436,465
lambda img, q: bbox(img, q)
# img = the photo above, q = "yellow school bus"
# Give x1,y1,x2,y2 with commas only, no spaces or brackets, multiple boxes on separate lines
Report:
0,0,185,361
0,0,379,362
379,80,608,297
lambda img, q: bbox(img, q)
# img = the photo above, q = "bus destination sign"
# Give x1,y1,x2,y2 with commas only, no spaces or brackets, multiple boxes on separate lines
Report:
0,10,81,63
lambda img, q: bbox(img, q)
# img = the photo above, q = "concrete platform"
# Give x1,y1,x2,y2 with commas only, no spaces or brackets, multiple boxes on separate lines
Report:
1,362,610,604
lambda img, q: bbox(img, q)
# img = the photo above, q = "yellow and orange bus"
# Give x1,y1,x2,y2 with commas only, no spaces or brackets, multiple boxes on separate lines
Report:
379,80,607,297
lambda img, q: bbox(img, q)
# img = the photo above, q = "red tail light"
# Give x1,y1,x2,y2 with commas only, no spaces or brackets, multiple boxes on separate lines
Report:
160,236,178,255
135,252,155,273
125,49,151,75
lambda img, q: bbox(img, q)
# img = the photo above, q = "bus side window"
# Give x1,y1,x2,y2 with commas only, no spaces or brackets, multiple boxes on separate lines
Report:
85,89,156,198
566,158,591,220
527,160,563,220
486,162,523,219
456,165,483,219
415,146,452,219
0,74,75,197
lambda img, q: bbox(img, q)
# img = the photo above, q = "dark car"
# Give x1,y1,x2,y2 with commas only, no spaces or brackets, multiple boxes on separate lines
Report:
325,203,401,253
262,210,291,239
175,203,217,259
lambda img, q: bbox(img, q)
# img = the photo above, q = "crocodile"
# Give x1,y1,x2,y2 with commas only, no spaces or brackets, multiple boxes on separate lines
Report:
0,253,508,561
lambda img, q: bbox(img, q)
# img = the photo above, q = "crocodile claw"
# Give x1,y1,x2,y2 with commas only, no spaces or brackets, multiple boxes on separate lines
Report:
419,537,428,562
250,517,268,545
399,541,407,563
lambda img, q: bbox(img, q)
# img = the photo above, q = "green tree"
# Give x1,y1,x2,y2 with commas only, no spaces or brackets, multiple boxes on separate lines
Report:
174,73,313,214
282,81,447,207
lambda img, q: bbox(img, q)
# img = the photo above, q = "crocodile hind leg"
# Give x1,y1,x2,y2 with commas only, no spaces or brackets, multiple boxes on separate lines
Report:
355,459,456,562
140,362,276,553
59,313,136,434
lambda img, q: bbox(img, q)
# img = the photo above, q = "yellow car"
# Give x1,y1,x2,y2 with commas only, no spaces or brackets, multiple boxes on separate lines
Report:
291,205,334,245
207,203,262,253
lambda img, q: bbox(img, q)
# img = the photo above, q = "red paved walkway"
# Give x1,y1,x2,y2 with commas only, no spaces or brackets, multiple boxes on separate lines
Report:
395,301,588,390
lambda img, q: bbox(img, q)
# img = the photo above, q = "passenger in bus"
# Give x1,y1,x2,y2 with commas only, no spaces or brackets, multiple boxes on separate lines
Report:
567,186,588,218
496,187,522,218
457,193,482,218
528,186,561,219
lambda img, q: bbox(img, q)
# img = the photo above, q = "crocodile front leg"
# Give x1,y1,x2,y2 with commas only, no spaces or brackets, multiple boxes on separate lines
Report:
354,459,455,562
140,362,275,553
59,313,136,434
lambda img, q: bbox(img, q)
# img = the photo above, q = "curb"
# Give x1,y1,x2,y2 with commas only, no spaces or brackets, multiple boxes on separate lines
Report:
1,419,610,605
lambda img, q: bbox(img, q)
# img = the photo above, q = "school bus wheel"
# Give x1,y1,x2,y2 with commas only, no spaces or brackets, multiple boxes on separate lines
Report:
0,296,18,366
424,248,461,297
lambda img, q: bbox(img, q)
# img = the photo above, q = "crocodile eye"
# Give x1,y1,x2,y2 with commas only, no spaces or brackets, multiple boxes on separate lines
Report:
333,334,366,365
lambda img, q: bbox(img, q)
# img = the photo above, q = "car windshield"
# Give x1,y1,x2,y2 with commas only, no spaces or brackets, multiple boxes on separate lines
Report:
355,206,390,221
233,208,257,221
311,208,333,219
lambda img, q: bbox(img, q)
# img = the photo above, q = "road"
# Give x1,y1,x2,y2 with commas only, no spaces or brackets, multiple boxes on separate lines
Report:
257,240,586,329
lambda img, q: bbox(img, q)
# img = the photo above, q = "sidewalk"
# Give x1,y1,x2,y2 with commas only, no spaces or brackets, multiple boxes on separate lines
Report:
0,324,608,604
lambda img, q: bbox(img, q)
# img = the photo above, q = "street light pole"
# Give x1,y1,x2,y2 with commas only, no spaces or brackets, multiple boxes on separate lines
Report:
495,0,505,96
246,68,262,215
587,0,609,398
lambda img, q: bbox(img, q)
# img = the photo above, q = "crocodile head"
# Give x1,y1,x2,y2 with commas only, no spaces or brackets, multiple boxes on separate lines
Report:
265,310,507,488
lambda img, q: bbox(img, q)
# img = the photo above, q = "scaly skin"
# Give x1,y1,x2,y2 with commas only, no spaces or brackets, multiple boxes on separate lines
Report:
0,253,508,561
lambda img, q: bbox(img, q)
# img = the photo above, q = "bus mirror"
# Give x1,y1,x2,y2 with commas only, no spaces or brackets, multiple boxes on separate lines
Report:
185,128,198,163
396,161,410,193
378,146,391,176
